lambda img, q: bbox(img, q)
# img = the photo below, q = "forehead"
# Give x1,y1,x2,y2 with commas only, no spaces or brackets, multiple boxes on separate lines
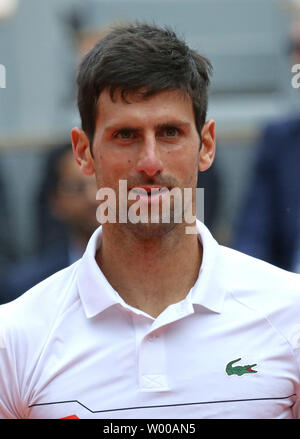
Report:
95,88,195,129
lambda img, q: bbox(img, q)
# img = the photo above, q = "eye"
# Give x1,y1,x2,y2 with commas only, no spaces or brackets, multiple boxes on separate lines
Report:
158,126,181,138
114,129,137,140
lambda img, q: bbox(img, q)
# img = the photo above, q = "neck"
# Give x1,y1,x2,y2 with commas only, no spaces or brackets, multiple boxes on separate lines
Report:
95,221,202,318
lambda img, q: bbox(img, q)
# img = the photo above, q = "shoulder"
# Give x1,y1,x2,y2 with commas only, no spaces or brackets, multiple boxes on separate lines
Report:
0,261,80,341
221,245,300,296
0,260,82,418
252,116,300,167
219,246,300,337
262,116,300,145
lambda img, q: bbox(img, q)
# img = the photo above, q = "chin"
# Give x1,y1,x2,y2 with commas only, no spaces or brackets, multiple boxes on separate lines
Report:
124,220,178,240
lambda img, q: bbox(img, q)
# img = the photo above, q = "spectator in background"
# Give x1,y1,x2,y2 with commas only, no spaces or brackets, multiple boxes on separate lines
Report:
0,162,16,280
1,144,99,304
196,161,220,232
232,18,300,273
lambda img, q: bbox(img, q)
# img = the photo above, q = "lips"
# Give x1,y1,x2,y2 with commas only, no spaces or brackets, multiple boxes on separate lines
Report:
130,186,169,194
128,186,170,205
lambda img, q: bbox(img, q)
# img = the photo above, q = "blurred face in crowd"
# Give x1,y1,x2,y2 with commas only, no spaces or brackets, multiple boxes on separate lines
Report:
289,19,300,65
51,150,99,241
72,88,215,238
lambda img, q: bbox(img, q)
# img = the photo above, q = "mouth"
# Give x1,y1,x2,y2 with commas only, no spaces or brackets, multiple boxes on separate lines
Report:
129,186,170,202
130,185,169,193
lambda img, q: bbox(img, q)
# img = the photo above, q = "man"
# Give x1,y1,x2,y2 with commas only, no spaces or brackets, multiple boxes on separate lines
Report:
0,144,99,304
0,23,299,419
36,143,99,257
0,163,16,282
233,17,300,272
232,118,300,272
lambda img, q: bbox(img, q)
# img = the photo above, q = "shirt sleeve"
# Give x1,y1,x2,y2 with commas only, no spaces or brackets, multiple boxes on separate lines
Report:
0,318,23,418
291,333,300,419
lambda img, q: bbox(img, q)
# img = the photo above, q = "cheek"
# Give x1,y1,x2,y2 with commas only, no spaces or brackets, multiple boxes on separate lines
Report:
94,154,133,187
165,148,199,181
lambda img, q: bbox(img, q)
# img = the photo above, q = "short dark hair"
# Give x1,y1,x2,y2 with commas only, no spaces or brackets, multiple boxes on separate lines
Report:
76,22,213,145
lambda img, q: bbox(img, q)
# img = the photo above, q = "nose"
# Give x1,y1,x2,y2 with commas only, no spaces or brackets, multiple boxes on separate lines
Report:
136,133,163,178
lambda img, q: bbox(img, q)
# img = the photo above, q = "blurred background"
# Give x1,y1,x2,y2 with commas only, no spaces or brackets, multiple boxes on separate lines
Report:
0,0,300,303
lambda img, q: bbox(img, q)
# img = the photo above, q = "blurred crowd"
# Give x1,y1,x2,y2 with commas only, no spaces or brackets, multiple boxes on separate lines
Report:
233,16,300,273
0,1,299,305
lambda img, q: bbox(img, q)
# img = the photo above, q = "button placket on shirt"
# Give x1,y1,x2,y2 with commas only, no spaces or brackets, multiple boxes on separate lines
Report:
138,330,169,391
130,312,168,392
131,298,195,392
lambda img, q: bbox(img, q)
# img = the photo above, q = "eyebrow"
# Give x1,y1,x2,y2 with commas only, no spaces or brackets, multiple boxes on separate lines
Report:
104,120,191,133
155,121,191,130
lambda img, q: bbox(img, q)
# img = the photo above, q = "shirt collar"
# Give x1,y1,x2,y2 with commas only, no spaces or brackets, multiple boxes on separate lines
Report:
77,227,121,318
77,219,226,319
189,221,226,314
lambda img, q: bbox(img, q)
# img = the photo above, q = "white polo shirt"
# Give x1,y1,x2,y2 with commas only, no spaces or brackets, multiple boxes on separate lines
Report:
1,220,300,419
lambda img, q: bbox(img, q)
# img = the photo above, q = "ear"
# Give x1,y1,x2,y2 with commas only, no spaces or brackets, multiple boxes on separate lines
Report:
198,120,216,172
71,127,95,176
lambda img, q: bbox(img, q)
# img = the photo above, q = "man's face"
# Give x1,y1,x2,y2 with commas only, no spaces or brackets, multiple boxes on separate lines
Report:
73,88,215,238
290,21,300,66
51,151,99,238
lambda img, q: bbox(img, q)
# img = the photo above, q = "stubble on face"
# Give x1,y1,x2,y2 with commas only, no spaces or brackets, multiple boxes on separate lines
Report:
92,88,201,240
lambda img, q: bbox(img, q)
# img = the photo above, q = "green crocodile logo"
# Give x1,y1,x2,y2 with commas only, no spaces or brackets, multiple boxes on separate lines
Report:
226,358,257,376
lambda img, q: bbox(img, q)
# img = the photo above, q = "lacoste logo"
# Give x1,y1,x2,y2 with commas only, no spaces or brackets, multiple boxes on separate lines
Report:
226,357,257,376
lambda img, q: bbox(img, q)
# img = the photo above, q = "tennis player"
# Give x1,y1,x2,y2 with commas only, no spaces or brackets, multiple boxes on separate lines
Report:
0,22,300,419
